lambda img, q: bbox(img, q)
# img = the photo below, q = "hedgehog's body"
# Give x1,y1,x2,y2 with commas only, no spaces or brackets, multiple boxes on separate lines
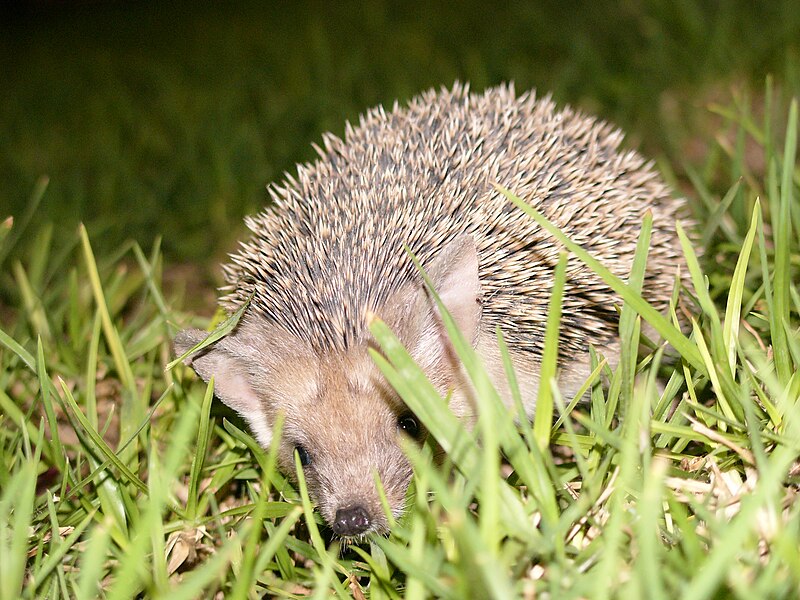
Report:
176,84,688,537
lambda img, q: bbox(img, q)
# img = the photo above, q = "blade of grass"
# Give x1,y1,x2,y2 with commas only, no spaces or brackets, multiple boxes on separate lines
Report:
676,223,729,374
0,459,37,600
167,298,249,370
613,211,652,421
0,175,48,268
293,454,350,599
187,380,215,520
133,241,170,319
700,179,742,248
723,202,760,372
771,99,797,384
13,261,52,339
57,378,149,495
79,223,136,395
36,338,66,473
0,216,11,248
534,252,566,450
75,516,114,600
0,325,36,371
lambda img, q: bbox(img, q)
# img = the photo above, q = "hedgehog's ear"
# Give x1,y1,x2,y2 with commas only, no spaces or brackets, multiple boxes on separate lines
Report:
174,327,270,445
384,234,482,367
423,233,483,343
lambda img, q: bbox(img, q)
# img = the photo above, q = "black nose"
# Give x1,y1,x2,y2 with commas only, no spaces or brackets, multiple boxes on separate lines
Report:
333,505,371,537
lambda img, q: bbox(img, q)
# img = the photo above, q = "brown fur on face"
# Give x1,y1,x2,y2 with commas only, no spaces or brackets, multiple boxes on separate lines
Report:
174,236,480,536
174,323,445,537
276,351,416,534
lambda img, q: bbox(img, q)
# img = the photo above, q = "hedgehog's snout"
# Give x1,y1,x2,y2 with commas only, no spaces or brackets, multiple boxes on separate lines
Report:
333,504,372,537
316,442,411,538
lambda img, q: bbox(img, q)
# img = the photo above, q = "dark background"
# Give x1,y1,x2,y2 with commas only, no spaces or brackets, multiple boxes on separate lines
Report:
2,0,798,269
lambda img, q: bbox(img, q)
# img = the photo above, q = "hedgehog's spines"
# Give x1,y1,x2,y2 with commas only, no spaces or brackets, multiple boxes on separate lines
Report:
219,83,689,356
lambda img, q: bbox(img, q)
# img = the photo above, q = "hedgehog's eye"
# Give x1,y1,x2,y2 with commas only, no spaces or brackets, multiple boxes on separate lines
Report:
294,445,312,467
397,413,421,439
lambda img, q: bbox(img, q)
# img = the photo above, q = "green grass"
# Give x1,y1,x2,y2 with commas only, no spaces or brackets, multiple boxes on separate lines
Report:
1,78,799,597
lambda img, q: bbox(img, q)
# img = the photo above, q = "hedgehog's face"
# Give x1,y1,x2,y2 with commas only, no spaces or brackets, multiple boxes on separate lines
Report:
174,322,425,537
275,352,423,537
174,234,483,538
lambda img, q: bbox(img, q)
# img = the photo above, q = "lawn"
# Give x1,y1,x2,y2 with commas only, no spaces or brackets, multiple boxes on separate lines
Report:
1,2,800,598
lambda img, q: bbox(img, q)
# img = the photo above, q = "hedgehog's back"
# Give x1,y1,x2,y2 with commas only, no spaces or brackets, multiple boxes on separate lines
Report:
221,84,687,356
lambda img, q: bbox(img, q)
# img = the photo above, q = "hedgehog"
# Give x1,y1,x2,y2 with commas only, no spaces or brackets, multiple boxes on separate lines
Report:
175,82,688,538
